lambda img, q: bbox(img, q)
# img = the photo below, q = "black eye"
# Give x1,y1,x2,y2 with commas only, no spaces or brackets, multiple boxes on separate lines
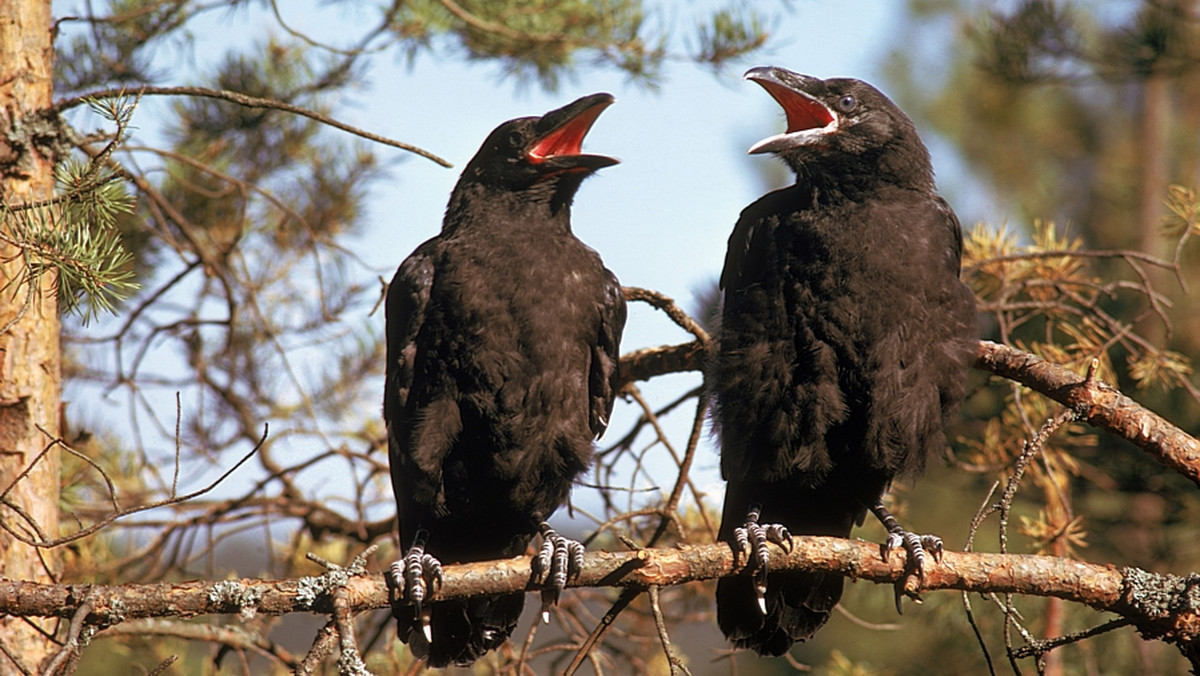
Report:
507,130,526,147
836,95,857,113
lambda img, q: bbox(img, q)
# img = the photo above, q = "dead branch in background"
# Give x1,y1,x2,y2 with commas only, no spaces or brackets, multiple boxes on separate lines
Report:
617,338,1200,483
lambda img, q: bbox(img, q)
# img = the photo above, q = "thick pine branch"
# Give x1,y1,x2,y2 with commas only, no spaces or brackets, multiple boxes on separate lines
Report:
2,538,1198,658
0,540,1130,617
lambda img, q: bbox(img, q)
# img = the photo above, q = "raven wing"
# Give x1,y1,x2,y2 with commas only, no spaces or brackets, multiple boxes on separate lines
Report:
934,194,966,276
384,247,434,431
588,270,626,439
383,244,448,541
719,188,794,292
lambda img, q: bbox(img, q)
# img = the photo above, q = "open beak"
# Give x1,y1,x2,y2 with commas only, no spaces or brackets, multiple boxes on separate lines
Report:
744,67,837,155
527,93,620,172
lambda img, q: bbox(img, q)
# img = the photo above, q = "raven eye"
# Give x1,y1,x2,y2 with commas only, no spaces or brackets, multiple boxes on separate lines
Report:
507,130,526,147
836,95,857,113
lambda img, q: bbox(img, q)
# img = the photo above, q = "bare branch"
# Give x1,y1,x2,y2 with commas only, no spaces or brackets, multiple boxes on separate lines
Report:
100,619,299,669
622,287,710,345
0,540,1167,636
974,340,1200,486
617,341,705,389
647,586,691,676
54,86,452,167
40,596,93,676
296,619,339,676
616,338,1200,487
0,426,266,549
0,531,1198,665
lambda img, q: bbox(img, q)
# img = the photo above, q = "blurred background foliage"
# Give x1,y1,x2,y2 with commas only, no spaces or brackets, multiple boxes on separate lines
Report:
24,0,1200,674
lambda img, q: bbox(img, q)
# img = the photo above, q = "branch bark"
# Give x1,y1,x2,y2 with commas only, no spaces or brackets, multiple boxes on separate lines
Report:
974,340,1200,486
2,538,1198,660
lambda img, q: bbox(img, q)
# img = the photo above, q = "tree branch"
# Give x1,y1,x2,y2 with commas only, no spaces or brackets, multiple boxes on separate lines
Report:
617,341,704,389
975,340,1200,486
54,86,453,167
616,339,1200,485
2,538,1198,659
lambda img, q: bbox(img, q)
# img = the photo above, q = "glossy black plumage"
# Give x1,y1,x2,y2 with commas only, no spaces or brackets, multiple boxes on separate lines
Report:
711,67,978,655
384,94,626,667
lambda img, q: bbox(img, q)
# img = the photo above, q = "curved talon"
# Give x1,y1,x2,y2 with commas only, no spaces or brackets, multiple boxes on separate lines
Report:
894,573,927,614
389,529,444,642
880,532,903,561
732,504,790,616
764,523,792,552
419,604,433,642
539,589,556,624
869,500,941,612
754,577,768,615
923,535,944,563
534,522,586,623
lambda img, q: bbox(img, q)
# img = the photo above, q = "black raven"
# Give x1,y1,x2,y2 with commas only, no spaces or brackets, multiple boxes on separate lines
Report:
711,67,978,655
384,94,626,668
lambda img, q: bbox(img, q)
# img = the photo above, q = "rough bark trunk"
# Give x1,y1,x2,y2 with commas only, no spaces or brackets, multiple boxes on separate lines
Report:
0,0,62,672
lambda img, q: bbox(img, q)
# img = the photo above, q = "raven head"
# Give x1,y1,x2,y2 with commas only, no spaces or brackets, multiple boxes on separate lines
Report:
743,67,932,189
464,93,618,194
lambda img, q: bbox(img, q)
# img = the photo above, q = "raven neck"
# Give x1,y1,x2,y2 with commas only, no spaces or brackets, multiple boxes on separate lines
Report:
790,159,934,206
785,136,935,204
442,181,576,237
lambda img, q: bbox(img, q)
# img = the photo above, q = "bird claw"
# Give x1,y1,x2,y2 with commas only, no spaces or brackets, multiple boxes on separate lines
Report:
870,501,940,613
388,530,443,640
921,534,944,563
732,504,790,616
879,530,942,579
532,522,584,623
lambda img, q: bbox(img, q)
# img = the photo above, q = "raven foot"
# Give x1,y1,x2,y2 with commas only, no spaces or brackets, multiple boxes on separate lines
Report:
869,500,942,613
387,528,443,642
531,521,585,623
732,503,792,615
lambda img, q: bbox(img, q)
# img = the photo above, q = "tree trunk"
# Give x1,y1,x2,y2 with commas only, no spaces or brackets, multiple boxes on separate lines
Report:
0,0,62,672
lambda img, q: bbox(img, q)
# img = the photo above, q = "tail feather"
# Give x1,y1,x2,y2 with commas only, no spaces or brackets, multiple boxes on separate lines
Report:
717,570,843,655
396,592,525,668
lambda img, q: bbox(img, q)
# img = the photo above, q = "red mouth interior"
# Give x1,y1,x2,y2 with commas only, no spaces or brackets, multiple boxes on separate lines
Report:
758,79,834,133
527,103,607,162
